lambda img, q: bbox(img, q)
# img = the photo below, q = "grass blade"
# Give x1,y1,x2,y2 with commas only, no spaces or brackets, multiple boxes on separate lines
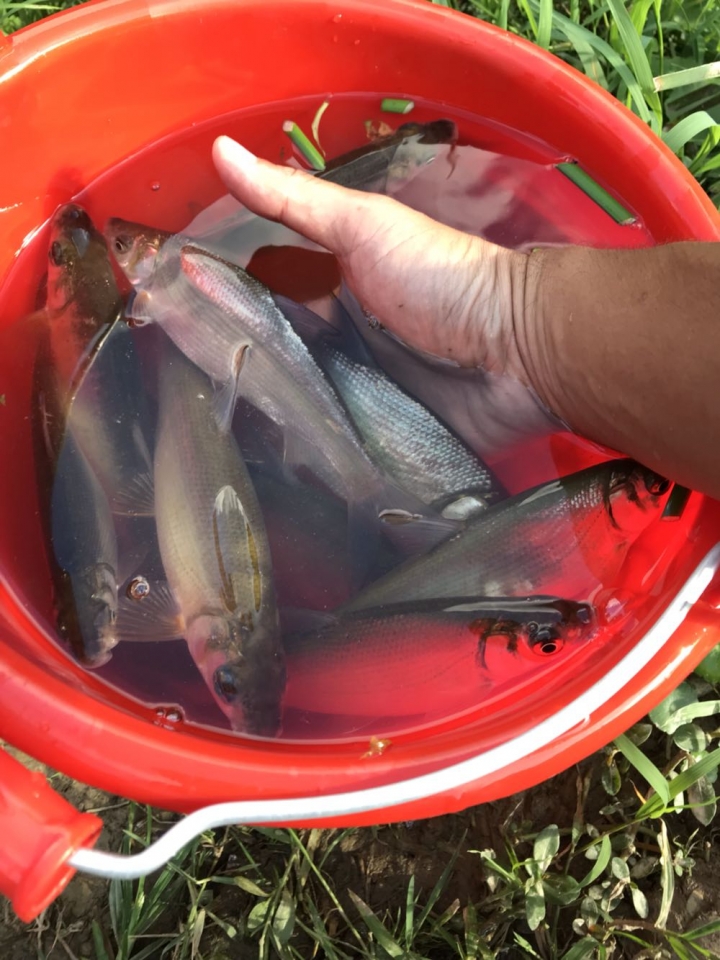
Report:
579,833,612,887
663,111,719,155
348,890,405,957
656,819,674,929
541,8,653,126
686,918,720,941
615,733,671,807
655,62,720,92
537,0,552,50
604,0,657,101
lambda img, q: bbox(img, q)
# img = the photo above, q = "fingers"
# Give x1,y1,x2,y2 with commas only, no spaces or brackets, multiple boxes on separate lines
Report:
213,136,375,257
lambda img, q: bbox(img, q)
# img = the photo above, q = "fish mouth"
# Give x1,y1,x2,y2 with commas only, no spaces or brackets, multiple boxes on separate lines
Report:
52,203,94,235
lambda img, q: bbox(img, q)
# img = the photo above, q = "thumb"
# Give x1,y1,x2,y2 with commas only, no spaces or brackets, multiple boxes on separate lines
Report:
213,135,380,257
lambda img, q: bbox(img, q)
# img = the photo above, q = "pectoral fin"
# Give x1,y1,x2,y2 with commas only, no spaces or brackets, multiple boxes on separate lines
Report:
116,581,184,642
213,484,263,615
211,343,249,433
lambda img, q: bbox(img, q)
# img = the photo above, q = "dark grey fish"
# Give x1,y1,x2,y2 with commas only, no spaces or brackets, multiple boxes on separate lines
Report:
319,119,458,193
344,460,671,611
50,428,119,666
284,595,595,718
44,203,153,514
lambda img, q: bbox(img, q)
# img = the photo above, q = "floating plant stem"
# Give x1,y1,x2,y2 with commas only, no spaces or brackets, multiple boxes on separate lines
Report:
282,121,326,171
311,101,330,155
557,162,636,224
661,484,692,520
381,97,415,115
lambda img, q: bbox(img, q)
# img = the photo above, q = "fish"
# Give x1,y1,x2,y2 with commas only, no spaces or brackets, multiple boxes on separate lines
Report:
34,204,153,665
124,240,441,559
283,595,595,718
119,337,285,736
280,294,505,516
41,203,154,514
50,428,119,666
318,119,458,193
343,460,671,612
45,203,122,400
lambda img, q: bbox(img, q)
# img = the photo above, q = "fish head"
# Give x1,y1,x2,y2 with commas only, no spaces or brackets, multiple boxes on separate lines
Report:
522,599,596,658
105,218,170,287
58,562,119,667
47,203,118,316
473,598,596,668
187,614,286,737
46,203,121,387
605,461,672,533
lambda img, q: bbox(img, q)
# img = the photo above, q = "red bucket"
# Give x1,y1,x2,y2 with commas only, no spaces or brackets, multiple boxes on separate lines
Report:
2,0,720,923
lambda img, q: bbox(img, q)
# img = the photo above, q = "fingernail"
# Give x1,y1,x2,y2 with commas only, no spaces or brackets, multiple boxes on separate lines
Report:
213,136,258,171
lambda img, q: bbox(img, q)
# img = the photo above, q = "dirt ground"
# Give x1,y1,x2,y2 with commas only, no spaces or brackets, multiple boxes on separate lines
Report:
1,745,719,959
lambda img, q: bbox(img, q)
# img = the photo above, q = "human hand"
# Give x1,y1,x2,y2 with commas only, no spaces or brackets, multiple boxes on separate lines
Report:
212,136,540,385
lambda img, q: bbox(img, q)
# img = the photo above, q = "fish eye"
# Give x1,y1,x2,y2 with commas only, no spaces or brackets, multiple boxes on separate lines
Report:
526,621,539,637
576,605,593,625
533,637,564,657
214,665,241,703
49,241,66,266
644,474,671,496
113,235,133,255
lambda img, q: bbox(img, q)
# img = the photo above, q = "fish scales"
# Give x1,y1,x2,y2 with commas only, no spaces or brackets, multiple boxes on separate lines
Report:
321,344,498,506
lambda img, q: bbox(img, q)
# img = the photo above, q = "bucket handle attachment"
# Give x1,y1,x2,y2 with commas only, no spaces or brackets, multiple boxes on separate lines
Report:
68,543,720,882
0,746,102,921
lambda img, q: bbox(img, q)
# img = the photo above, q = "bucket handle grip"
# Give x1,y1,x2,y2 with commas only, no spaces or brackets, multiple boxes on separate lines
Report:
69,543,720,881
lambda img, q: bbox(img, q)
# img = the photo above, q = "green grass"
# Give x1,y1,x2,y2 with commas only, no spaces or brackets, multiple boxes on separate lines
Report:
4,0,720,957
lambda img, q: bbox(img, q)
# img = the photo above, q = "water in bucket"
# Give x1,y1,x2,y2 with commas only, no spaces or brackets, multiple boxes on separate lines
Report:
0,93,695,743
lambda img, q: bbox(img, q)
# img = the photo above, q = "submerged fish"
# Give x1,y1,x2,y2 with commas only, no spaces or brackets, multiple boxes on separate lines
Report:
319,119,458,193
284,595,594,718
106,221,172,288
51,428,119,666
41,203,154,514
35,204,152,665
283,295,505,516
45,203,121,398
124,240,432,543
344,460,671,611
121,339,285,736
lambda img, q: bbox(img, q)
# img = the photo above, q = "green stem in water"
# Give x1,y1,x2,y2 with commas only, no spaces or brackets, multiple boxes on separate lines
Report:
557,162,636,224
380,97,415,114
282,121,326,171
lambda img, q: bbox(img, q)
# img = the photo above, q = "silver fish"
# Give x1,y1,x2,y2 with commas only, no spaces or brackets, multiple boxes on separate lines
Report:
51,428,119,667
281,294,505,515
344,460,671,611
123,338,285,736
128,240,423,523
284,596,595,718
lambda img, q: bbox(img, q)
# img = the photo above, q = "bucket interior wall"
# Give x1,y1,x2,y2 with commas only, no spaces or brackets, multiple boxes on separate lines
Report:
1,0,720,812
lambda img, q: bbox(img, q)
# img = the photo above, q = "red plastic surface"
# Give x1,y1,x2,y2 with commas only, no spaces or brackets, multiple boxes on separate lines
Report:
0,0,720,916
0,747,102,921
